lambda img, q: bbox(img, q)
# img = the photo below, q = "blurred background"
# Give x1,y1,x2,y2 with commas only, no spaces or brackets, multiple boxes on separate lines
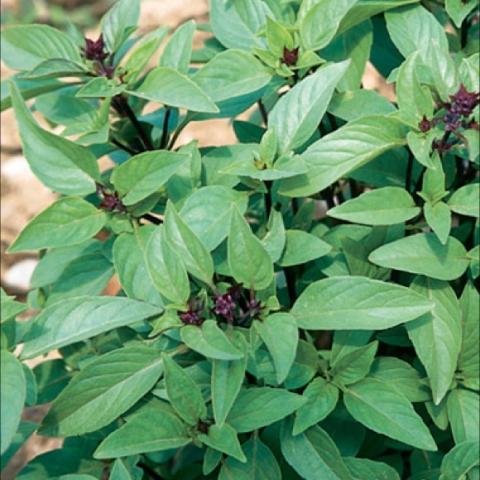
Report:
0,1,392,477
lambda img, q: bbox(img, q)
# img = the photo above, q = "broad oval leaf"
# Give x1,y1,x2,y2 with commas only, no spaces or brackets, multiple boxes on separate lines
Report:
447,183,480,218
280,116,407,197
8,197,106,253
21,296,162,359
129,67,219,113
281,419,353,480
181,320,244,361
344,457,401,480
344,377,437,451
327,187,420,225
111,150,188,206
227,387,306,433
440,441,480,480
447,389,480,444
1,24,81,71
406,276,462,405
278,230,332,266
94,401,190,459
292,276,433,330
269,60,350,153
0,351,26,455
9,82,100,195
40,345,164,437
369,233,469,281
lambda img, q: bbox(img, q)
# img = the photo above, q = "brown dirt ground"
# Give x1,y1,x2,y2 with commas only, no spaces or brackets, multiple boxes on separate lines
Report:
0,1,393,477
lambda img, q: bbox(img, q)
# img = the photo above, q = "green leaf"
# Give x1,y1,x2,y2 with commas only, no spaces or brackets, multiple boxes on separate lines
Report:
328,187,419,225
129,67,218,113
111,150,188,206
21,59,89,80
369,357,430,403
385,5,449,61
212,356,246,426
446,0,478,27
458,282,480,389
280,116,407,197
164,201,214,285
199,423,246,463
369,233,469,281
425,201,452,245
193,49,271,102
261,210,286,263
0,351,26,455
159,20,195,74
21,296,162,359
331,341,378,386
1,289,27,323
40,345,164,436
9,81,100,195
227,206,274,290
447,389,480,444
344,378,437,450
269,61,350,153
210,0,270,50
145,226,191,305
101,0,140,52
227,387,306,433
281,419,353,480
254,313,298,384
108,459,133,480
179,186,249,251
76,77,125,98
1,25,81,71
278,230,332,266
448,183,480,218
440,441,480,480
113,228,164,305
219,436,281,480
344,457,401,480
94,401,190,458
163,354,207,425
293,378,339,435
406,277,462,405
299,0,357,51
396,52,434,125
292,276,433,330
180,321,244,361
8,197,106,253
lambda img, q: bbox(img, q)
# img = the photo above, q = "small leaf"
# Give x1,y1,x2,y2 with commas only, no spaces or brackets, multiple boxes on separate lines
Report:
331,341,378,386
293,378,339,435
111,150,188,206
440,441,480,480
129,67,218,113
344,377,437,450
448,183,480,218
425,201,452,245
160,20,195,73
199,423,246,463
228,206,274,290
447,389,480,444
40,346,164,437
254,313,298,383
292,276,433,330
261,209,286,263
181,321,244,361
8,197,106,253
344,457,401,480
101,0,140,52
327,187,420,225
369,233,469,281
21,296,162,359
163,354,207,426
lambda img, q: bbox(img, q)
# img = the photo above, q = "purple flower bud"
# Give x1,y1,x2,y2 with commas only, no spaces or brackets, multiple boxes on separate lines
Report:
84,34,108,62
213,293,236,320
179,299,205,326
418,116,432,132
282,47,299,66
449,84,480,117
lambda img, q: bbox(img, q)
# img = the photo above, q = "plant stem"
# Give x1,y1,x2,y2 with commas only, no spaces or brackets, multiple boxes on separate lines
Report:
168,118,189,150
265,180,273,218
284,267,296,306
111,137,138,155
160,108,172,149
112,96,154,151
258,99,269,127
405,151,414,193
138,462,164,480
141,213,163,225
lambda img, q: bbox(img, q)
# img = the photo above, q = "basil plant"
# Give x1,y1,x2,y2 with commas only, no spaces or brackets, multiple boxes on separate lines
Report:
1,0,479,478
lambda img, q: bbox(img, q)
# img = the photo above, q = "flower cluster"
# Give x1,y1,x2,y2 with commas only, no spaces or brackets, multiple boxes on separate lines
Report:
83,35,108,62
179,298,205,326
418,84,479,153
96,184,126,213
